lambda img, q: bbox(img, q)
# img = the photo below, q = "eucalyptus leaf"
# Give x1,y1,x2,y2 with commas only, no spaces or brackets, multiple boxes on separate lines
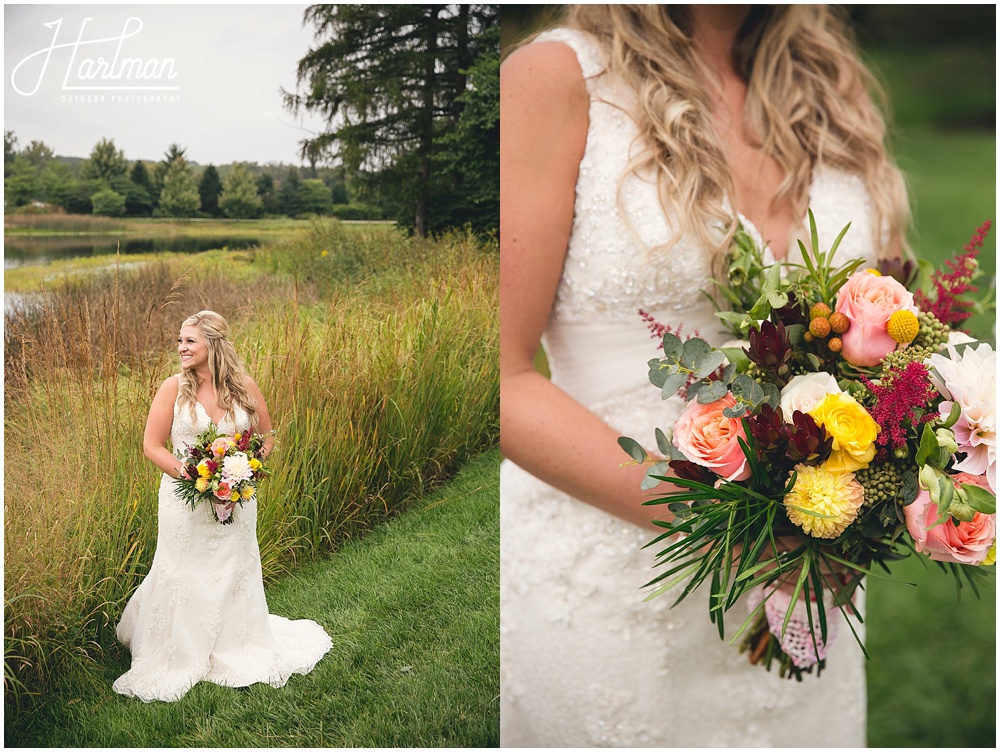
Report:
694,351,727,379
661,332,682,360
723,404,749,419
760,382,781,407
785,323,806,345
680,337,712,369
655,427,672,457
805,353,822,371
661,371,688,400
698,380,729,404
642,462,671,490
617,436,647,463
766,289,789,309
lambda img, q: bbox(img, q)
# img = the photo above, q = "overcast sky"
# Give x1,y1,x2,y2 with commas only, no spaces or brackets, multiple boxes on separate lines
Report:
4,3,332,166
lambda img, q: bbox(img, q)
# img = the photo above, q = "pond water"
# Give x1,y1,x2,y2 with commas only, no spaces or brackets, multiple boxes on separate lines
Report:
3,235,261,269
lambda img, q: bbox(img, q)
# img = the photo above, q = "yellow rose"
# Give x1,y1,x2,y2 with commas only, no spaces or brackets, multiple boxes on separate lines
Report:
808,392,879,473
241,485,256,500
195,477,210,493
197,461,211,479
230,489,241,502
249,458,262,471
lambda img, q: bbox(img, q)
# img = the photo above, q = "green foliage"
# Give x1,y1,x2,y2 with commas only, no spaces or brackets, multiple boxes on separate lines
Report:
4,154,39,206
4,129,17,177
90,188,126,217
22,140,54,171
198,164,223,217
278,167,301,216
285,4,499,236
82,138,128,181
297,178,332,216
437,25,500,233
38,161,74,207
218,163,263,219
157,157,201,217
5,452,499,747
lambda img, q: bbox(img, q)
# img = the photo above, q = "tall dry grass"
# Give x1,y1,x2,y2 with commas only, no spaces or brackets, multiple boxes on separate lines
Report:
4,222,499,706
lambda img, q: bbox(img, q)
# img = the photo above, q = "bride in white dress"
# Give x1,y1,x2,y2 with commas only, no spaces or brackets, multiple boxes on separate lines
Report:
500,5,910,746
114,310,332,702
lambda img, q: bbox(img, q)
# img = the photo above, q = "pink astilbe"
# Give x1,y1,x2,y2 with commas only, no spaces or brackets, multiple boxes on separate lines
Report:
861,361,938,458
639,308,686,345
914,220,991,329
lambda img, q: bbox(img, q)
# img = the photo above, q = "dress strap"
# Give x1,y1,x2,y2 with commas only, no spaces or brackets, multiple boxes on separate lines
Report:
534,28,607,82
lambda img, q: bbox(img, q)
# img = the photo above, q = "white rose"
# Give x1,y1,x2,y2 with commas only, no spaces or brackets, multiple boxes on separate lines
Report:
779,372,843,420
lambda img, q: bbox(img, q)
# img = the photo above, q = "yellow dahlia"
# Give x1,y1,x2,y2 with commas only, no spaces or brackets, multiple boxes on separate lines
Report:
240,485,255,500
195,477,210,493
197,461,211,479
784,463,865,539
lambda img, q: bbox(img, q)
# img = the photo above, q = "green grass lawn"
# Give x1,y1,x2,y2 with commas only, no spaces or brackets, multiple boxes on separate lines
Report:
5,450,500,748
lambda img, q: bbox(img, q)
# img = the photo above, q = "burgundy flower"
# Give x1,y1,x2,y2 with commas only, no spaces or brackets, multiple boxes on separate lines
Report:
745,321,792,378
669,459,715,485
878,257,918,288
780,410,833,466
772,291,808,328
747,403,785,453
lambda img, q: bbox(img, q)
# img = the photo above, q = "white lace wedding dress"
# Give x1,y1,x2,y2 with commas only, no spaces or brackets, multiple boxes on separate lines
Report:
500,29,879,747
114,375,332,702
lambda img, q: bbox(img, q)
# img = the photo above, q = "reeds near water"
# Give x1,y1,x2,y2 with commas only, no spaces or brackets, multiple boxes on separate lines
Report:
4,221,499,706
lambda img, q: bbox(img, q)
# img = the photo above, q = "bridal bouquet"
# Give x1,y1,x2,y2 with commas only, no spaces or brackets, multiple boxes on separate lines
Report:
174,423,272,524
621,213,996,679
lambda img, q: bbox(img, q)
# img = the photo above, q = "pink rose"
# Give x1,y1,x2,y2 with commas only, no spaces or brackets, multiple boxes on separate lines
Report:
673,393,751,482
904,473,995,565
210,437,231,458
834,271,917,367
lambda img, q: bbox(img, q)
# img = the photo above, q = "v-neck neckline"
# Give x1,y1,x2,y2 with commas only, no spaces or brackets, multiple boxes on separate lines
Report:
195,399,227,427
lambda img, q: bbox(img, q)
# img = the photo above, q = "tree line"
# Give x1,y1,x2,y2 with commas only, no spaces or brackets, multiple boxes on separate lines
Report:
4,133,380,221
5,5,500,234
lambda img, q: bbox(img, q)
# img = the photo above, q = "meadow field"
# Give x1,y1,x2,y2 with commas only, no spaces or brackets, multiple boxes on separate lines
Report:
4,218,499,745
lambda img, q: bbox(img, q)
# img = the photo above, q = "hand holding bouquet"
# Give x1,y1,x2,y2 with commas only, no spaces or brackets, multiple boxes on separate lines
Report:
173,423,273,524
621,214,995,679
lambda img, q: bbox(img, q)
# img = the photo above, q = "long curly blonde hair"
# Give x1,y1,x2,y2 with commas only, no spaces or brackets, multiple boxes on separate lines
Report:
177,310,259,428
559,4,910,270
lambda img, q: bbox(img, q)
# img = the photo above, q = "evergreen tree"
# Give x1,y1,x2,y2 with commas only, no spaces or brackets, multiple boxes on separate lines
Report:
256,172,277,214
39,161,74,206
130,160,155,198
23,140,55,171
284,4,498,236
158,157,201,217
218,163,263,219
110,174,152,216
278,168,301,217
153,143,188,205
4,154,39,206
297,178,333,215
199,164,223,217
4,130,18,177
82,138,128,181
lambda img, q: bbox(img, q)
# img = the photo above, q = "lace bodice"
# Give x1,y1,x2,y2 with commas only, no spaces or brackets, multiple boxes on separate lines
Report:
538,27,880,407
170,380,250,451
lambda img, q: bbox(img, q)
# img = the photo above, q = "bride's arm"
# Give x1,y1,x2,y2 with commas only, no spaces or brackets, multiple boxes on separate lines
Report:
143,377,186,478
500,42,671,532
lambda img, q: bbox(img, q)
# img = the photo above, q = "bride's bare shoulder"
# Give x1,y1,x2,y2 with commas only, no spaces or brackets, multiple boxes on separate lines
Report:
502,39,587,106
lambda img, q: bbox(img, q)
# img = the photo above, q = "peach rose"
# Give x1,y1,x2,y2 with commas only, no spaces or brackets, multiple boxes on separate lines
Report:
214,481,233,501
834,271,918,367
673,393,751,482
904,473,996,565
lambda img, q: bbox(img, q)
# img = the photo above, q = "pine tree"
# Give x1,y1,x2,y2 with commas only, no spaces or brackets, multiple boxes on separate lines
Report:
199,165,223,217
82,138,128,181
284,4,498,236
218,164,263,219
158,157,201,217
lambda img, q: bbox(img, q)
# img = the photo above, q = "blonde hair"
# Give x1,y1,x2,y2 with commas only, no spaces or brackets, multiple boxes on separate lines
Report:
177,310,259,428
560,5,910,270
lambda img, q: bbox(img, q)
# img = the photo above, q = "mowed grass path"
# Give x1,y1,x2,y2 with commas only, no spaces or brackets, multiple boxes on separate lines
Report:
6,451,500,748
